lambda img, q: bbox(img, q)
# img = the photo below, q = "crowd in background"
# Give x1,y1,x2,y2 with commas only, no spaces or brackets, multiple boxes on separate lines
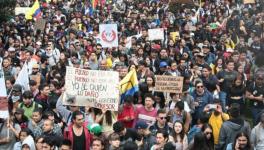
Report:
0,0,264,150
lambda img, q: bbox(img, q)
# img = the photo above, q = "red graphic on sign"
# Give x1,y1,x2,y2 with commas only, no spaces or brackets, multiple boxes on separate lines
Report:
101,30,116,43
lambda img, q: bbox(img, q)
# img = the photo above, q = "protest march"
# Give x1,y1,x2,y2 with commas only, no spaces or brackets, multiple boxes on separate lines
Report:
0,0,264,150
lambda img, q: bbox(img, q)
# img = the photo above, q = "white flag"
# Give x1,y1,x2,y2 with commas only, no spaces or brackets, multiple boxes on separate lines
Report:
99,24,118,48
15,64,30,91
0,68,7,97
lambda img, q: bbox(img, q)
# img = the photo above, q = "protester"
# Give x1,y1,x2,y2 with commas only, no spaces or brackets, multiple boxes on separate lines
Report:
226,131,253,150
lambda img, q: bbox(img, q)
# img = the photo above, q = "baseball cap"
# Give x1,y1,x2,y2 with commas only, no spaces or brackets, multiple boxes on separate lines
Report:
87,123,102,135
159,61,168,68
8,47,16,52
13,84,22,92
135,120,148,129
15,108,24,114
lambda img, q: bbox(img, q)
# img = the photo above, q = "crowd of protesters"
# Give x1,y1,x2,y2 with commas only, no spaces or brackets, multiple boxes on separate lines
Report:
0,0,264,150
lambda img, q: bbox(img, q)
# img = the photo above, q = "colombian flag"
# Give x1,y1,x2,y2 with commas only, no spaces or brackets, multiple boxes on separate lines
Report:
25,0,42,20
92,0,98,9
119,69,139,104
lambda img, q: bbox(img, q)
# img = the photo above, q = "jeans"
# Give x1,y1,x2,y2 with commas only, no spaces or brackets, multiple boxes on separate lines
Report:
251,107,263,126
219,91,227,112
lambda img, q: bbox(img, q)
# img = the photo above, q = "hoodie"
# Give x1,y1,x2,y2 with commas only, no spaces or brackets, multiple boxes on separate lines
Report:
217,118,251,149
22,136,36,150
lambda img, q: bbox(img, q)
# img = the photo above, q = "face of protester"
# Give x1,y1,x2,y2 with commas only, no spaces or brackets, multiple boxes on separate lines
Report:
196,83,204,94
120,68,128,78
23,97,32,106
202,68,210,77
146,77,154,86
15,112,23,120
25,52,31,61
2,59,10,68
42,86,50,96
110,139,120,148
235,79,242,86
144,97,154,109
36,137,44,149
60,145,71,150
156,133,167,145
43,120,53,133
157,113,167,126
32,112,42,123
160,49,167,58
236,135,248,149
92,140,104,150
174,122,183,134
74,114,84,127
42,143,54,150
226,62,235,71
203,128,213,140
20,131,28,142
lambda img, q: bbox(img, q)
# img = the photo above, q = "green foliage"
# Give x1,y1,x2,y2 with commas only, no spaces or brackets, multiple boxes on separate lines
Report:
0,0,16,23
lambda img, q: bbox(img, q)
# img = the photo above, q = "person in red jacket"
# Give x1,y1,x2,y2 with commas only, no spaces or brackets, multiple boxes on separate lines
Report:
64,110,92,150
117,95,136,128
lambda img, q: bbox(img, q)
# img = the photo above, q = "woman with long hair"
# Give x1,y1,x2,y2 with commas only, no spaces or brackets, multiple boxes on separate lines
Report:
211,57,225,75
169,120,188,150
226,131,253,150
201,124,215,150
189,132,210,150
94,108,117,137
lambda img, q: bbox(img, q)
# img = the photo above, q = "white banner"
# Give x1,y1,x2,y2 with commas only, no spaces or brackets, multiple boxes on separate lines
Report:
148,28,164,41
0,68,7,97
99,24,118,48
63,67,120,111
125,34,142,49
15,7,31,15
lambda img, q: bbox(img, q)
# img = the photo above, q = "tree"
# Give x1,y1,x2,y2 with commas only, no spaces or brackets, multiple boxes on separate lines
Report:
0,0,16,23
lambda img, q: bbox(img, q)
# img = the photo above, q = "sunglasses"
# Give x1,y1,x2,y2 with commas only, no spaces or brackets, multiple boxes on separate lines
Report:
159,117,167,120
196,85,204,88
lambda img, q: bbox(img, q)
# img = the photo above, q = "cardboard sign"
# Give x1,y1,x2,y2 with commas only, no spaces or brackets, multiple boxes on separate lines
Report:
243,0,255,4
154,75,184,93
63,67,119,111
148,28,164,41
99,24,119,48
15,7,31,15
35,19,46,31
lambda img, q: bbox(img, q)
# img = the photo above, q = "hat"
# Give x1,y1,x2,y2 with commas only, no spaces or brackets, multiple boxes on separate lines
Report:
87,123,102,135
13,84,22,92
8,47,16,52
135,120,148,129
159,61,168,68
32,63,39,69
15,108,24,114
26,46,34,52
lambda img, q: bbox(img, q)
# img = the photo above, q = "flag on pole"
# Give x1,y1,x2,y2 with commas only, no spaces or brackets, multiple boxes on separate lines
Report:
15,64,30,92
119,69,139,104
25,0,42,20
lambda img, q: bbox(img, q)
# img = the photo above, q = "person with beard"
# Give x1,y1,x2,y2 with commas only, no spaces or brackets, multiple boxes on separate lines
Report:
204,99,229,149
29,63,45,88
154,49,169,74
251,111,264,150
226,131,253,150
64,110,91,150
218,103,251,150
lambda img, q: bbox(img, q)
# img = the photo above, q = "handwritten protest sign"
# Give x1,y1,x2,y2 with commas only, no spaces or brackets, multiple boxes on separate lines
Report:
63,67,119,111
154,75,184,93
243,0,255,4
148,28,164,41
99,24,118,48
35,19,46,31
15,7,31,15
